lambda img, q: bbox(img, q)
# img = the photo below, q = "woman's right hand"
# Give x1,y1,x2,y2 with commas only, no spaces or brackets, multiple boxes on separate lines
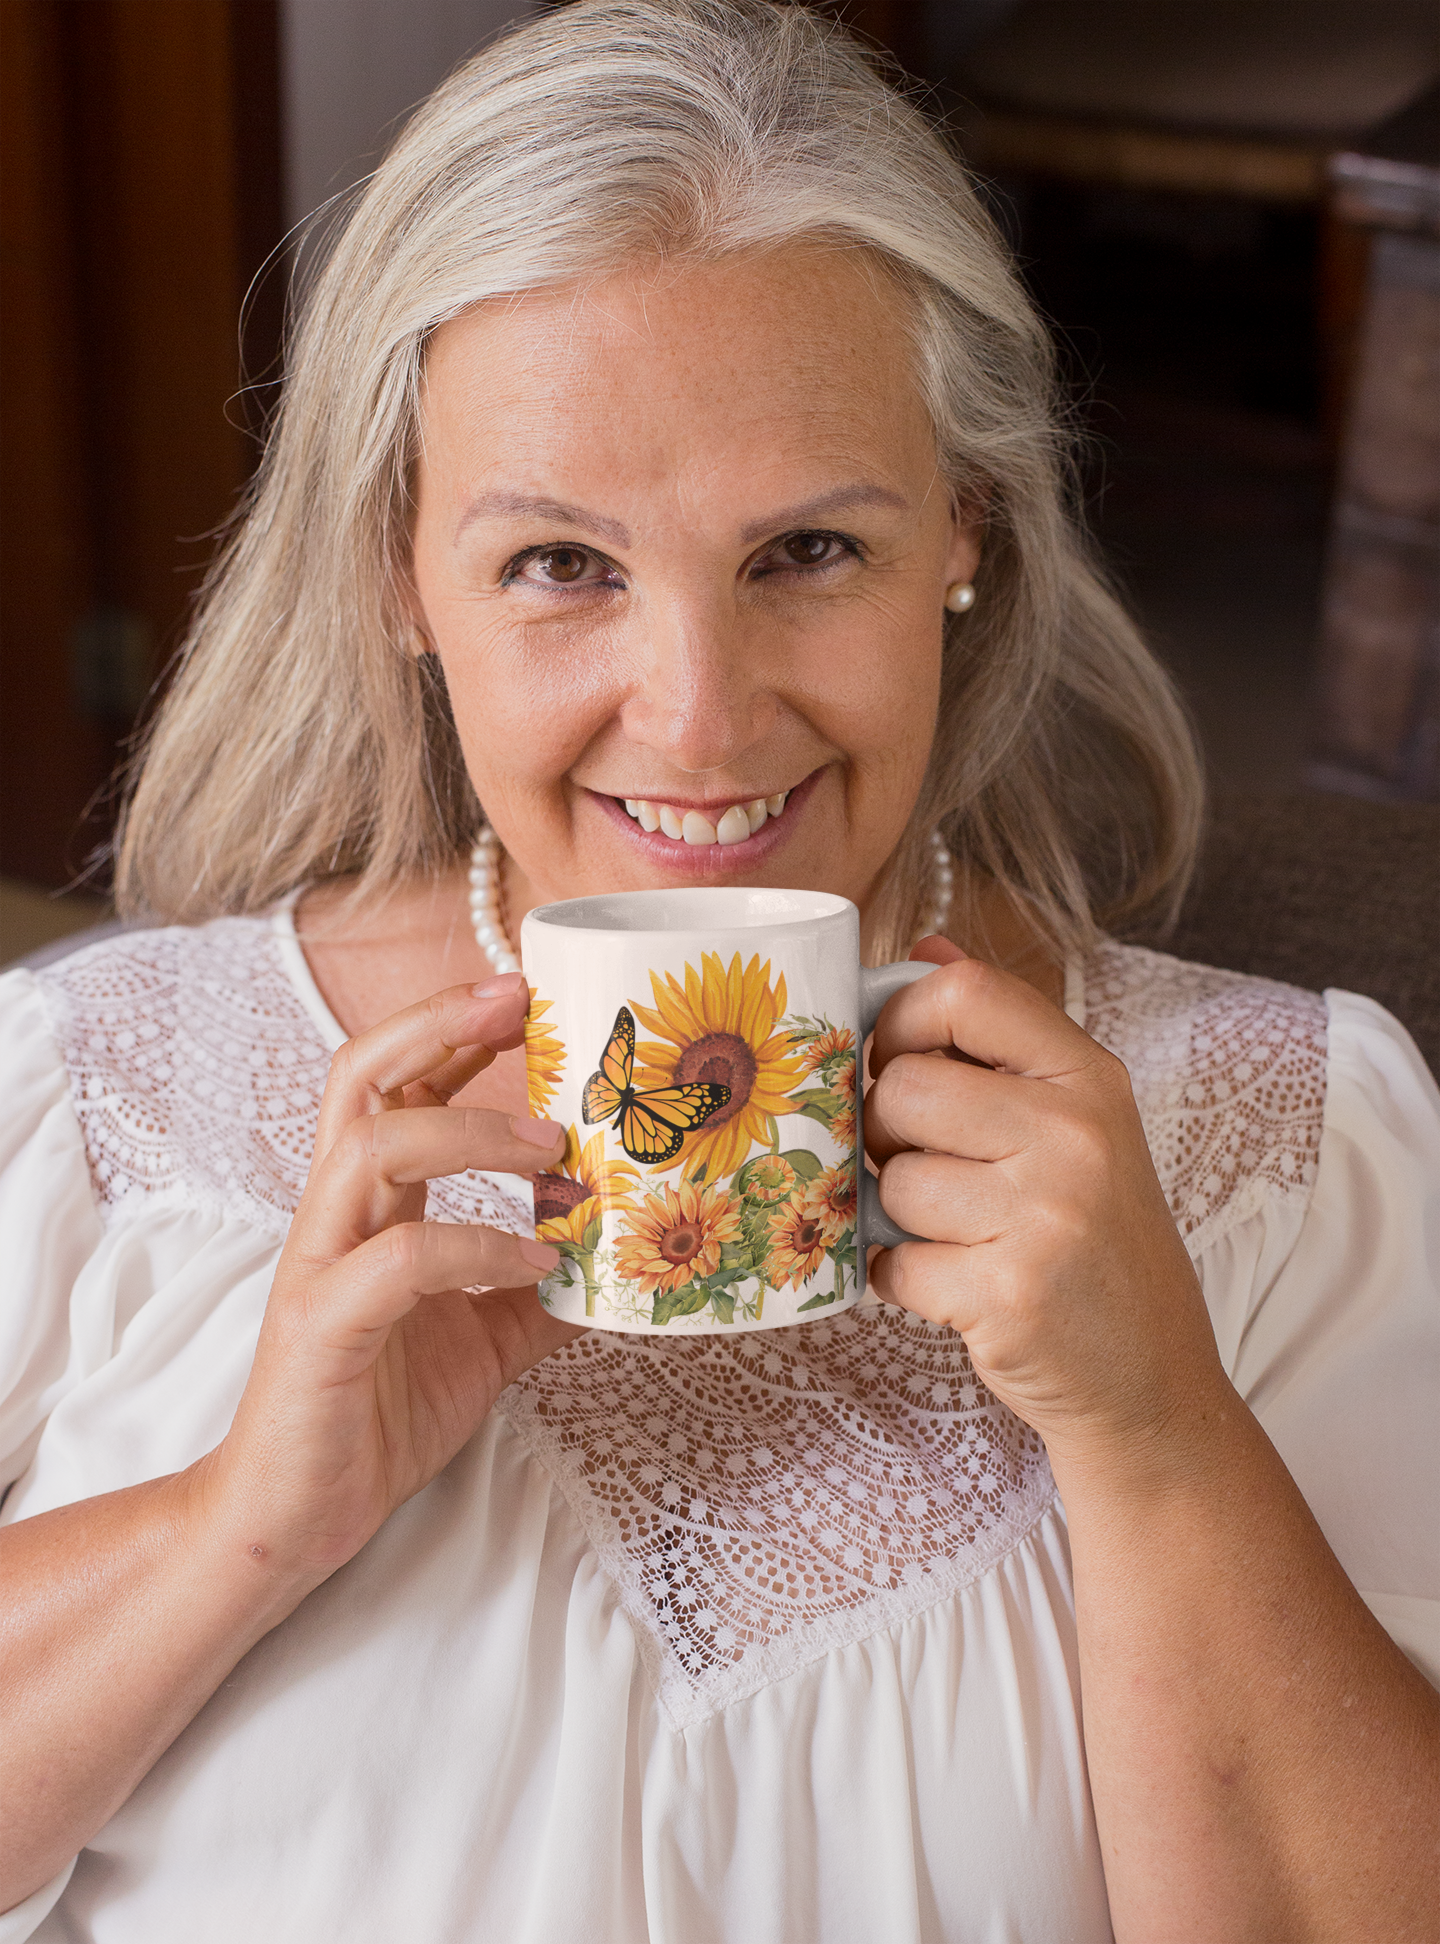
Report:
199,971,574,1586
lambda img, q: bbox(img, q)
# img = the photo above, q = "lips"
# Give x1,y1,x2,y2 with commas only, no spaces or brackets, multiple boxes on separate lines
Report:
619,791,789,846
588,772,818,872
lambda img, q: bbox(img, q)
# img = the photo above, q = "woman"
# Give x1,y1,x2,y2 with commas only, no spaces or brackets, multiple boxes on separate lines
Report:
2,3,1435,1938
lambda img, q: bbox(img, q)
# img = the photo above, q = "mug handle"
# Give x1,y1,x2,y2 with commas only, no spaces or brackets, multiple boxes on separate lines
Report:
857,959,939,1253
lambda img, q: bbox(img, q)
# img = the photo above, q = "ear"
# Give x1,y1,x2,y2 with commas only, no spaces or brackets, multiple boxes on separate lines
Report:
396,569,436,660
944,497,984,590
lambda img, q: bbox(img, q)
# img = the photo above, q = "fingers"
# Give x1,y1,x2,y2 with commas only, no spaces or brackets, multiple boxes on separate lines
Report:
873,1148,1014,1246
296,1106,565,1258
869,954,1100,1083
308,1222,561,1348
865,1052,1037,1164
867,1239,980,1336
314,975,530,1161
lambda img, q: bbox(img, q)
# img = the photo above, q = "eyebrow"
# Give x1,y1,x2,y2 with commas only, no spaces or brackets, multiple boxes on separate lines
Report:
738,483,910,543
454,492,632,548
453,480,910,552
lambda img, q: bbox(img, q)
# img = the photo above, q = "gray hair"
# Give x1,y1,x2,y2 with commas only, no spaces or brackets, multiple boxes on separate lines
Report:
116,0,1203,961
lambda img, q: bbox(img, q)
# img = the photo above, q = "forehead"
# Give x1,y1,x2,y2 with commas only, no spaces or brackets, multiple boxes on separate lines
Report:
419,246,935,497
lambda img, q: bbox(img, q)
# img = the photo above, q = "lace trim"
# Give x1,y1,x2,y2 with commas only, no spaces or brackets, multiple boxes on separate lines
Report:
1084,942,1326,1258
31,920,1327,1724
497,1311,1054,1727
33,920,531,1240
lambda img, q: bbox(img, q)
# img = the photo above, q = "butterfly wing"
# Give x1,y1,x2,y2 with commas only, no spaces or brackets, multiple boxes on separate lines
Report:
619,1082,731,1166
581,1007,636,1127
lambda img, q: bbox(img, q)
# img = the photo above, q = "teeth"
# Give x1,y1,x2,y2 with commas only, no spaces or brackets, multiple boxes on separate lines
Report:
620,789,790,841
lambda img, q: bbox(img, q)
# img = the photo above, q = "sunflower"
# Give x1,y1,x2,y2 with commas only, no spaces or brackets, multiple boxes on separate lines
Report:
740,1153,799,1204
533,1125,637,1247
765,1194,830,1291
798,1024,856,1073
829,1103,857,1156
832,1054,857,1104
614,1179,742,1297
524,988,565,1118
802,1161,858,1246
631,952,808,1179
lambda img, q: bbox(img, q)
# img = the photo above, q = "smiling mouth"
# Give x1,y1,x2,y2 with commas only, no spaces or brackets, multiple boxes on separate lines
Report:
616,791,791,847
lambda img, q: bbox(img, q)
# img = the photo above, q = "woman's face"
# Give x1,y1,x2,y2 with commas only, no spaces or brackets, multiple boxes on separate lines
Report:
410,245,979,918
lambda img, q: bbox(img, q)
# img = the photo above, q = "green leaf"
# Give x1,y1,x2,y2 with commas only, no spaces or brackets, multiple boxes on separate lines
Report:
798,1290,839,1311
581,1216,603,1252
651,1283,712,1326
710,1289,736,1324
779,1147,824,1181
796,1100,837,1127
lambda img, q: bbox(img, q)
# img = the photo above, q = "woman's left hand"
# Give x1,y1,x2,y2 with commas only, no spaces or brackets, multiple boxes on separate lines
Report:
865,939,1224,1467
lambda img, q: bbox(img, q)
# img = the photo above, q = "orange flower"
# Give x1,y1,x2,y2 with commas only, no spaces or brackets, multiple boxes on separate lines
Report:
741,1153,799,1203
802,1162,858,1246
765,1195,830,1291
614,1180,742,1298
829,1104,857,1155
832,1055,857,1104
524,989,566,1117
631,952,807,1179
799,1024,855,1073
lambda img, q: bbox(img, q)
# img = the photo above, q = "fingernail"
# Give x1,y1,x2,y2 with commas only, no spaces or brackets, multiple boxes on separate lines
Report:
511,1115,562,1148
519,1237,561,1271
473,973,526,999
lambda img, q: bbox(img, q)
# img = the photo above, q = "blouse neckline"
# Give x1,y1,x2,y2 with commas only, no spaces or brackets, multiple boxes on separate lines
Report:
271,892,348,1054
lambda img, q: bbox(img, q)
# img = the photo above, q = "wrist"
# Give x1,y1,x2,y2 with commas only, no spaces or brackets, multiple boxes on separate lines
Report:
176,1449,339,1643
1041,1364,1257,1518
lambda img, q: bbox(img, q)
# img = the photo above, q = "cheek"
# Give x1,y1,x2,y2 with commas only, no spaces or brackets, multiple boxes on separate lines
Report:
796,594,942,774
432,610,620,793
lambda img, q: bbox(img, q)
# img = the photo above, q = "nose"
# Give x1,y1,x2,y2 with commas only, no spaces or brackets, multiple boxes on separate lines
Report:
618,589,778,776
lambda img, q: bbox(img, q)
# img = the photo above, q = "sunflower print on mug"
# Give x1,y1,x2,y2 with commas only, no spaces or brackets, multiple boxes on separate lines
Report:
629,951,809,1181
523,988,566,1118
532,1125,639,1317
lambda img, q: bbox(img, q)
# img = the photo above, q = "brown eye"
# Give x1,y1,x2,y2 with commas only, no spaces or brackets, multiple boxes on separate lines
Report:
782,532,833,566
539,547,589,582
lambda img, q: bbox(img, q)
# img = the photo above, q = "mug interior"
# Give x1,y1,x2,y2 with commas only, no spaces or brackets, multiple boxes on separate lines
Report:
526,886,853,935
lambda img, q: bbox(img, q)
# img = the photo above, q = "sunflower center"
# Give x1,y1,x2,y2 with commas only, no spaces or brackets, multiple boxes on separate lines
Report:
659,1222,703,1265
532,1175,588,1225
674,1032,757,1128
795,1219,821,1249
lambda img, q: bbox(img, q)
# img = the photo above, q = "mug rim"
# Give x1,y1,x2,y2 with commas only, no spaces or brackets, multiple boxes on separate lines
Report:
522,885,856,938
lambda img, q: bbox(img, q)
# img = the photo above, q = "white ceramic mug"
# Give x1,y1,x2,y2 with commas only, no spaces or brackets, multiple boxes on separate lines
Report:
521,887,934,1334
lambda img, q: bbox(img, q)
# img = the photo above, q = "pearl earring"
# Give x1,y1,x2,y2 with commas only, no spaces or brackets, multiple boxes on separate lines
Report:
944,582,976,613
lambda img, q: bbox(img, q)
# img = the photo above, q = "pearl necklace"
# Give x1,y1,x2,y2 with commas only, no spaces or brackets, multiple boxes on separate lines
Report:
466,824,954,976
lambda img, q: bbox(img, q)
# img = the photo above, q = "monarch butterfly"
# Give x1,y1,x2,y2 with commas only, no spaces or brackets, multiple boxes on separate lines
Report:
581,1006,730,1165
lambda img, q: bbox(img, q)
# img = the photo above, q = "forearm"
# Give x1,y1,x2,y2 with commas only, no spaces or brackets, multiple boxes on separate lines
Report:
0,1457,323,1911
1053,1379,1440,1944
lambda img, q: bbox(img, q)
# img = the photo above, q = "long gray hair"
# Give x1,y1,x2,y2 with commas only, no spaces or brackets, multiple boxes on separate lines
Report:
116,0,1202,962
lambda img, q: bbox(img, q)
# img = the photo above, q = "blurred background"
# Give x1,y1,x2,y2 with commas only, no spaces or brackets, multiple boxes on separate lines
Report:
3,0,1438,964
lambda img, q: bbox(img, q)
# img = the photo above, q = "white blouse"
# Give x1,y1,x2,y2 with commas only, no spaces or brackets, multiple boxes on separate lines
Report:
2,915,1436,1944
